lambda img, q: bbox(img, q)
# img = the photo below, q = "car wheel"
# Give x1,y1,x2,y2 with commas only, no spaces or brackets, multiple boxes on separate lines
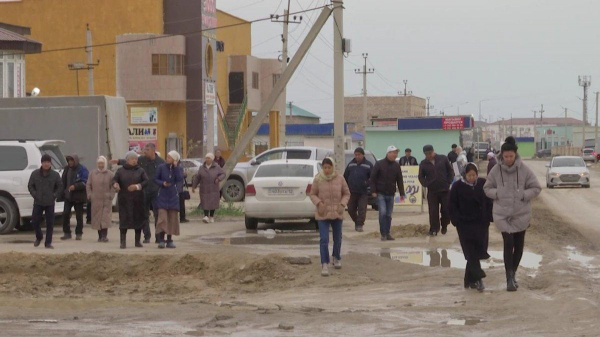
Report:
0,196,18,234
223,179,245,202
245,216,258,230
547,184,554,189
265,219,275,224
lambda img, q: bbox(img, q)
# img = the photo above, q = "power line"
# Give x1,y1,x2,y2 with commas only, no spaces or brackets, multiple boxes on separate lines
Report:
4,5,329,57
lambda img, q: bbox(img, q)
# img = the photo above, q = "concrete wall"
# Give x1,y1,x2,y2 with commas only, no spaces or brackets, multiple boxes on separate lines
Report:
0,0,164,96
345,95,426,130
287,116,320,124
216,10,251,114
116,34,186,101
229,55,282,112
365,128,461,162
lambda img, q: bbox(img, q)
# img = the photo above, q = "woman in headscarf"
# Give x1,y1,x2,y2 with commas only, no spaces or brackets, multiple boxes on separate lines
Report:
192,153,226,223
449,163,492,292
112,151,149,249
154,151,184,249
484,137,541,291
486,152,497,175
86,156,115,242
309,157,351,277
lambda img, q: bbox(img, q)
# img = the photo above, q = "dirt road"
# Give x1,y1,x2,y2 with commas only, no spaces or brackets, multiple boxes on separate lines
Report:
1,163,600,336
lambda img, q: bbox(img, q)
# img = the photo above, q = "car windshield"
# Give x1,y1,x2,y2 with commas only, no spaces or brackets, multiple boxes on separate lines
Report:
40,145,68,170
553,158,585,167
254,164,315,178
583,150,594,154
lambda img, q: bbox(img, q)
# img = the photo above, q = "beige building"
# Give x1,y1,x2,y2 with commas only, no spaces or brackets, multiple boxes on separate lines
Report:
345,95,426,130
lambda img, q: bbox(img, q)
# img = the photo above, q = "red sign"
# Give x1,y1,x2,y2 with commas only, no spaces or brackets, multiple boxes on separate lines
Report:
442,117,465,130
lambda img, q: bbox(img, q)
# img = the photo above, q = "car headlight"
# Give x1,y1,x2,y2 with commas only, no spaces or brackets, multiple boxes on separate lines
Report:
551,172,560,177
581,172,590,176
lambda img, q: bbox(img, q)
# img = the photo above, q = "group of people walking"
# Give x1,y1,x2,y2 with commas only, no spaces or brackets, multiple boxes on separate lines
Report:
27,143,226,250
311,136,541,292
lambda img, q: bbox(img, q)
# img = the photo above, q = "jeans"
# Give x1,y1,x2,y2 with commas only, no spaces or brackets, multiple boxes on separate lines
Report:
318,219,343,264
143,192,158,240
347,193,368,227
31,204,55,246
377,194,394,236
63,200,84,235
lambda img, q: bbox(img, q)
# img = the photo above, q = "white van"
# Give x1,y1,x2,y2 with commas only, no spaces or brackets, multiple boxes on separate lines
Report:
0,140,67,234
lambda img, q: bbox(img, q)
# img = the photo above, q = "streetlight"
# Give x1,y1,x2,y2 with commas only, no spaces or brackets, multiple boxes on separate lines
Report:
457,101,469,115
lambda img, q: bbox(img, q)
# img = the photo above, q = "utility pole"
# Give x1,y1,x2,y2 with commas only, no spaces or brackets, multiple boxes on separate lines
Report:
540,104,544,124
533,110,537,150
272,2,301,147
333,0,345,172
594,91,600,151
564,107,568,146
288,101,294,124
355,53,374,143
510,114,513,137
579,76,592,125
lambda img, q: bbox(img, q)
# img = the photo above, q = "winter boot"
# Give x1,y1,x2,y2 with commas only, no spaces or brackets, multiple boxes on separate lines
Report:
76,234,82,241
101,229,109,243
135,230,143,248
61,233,72,240
158,233,166,249
120,232,126,249
98,230,102,242
513,268,519,289
506,271,517,292
166,235,176,248
476,279,485,292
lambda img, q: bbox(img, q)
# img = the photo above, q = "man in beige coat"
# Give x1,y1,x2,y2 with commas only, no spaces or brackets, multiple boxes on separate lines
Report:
86,156,115,242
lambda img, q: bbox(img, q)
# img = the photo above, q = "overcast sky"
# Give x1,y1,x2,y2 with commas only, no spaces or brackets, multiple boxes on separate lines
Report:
218,0,600,123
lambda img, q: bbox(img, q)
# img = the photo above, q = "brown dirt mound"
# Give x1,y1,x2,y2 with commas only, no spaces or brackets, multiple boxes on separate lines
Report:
363,224,430,238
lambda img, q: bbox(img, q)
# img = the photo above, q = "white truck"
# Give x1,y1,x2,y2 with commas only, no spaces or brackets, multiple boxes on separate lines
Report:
0,96,129,233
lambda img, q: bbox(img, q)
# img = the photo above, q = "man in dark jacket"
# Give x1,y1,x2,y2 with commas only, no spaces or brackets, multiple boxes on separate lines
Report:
60,154,89,240
343,147,373,232
448,144,458,164
28,155,63,248
214,149,226,168
419,145,454,236
399,148,418,166
370,146,406,241
111,143,165,243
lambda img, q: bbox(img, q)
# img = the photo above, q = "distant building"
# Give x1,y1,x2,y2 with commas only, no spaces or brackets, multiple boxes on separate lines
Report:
286,104,321,124
345,95,426,130
484,117,584,145
0,22,41,98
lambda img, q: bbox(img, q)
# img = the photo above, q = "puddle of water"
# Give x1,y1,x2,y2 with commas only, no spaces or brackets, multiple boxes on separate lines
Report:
7,240,34,244
447,319,484,326
565,246,596,269
378,248,542,272
200,231,319,246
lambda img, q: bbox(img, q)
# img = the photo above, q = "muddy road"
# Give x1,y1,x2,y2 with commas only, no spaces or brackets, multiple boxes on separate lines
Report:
1,160,600,336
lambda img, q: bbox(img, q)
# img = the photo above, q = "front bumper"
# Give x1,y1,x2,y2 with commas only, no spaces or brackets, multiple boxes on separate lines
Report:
548,174,590,186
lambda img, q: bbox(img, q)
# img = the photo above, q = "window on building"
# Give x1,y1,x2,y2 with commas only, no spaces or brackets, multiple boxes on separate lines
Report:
272,73,281,87
252,72,259,89
7,63,14,98
152,54,185,76
152,55,159,75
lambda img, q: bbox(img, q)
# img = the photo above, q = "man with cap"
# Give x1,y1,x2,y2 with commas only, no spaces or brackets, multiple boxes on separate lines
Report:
399,148,418,166
448,144,458,164
343,147,373,232
60,154,89,240
370,146,406,241
28,155,63,248
111,143,165,243
419,145,454,236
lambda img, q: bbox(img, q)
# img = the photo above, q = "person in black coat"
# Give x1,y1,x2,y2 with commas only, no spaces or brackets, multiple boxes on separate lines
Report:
60,154,89,240
112,151,149,249
449,163,492,292
448,144,458,164
28,154,63,248
399,148,418,166
343,147,373,232
418,145,454,236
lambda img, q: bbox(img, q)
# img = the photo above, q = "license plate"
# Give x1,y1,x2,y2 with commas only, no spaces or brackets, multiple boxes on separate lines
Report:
267,188,294,195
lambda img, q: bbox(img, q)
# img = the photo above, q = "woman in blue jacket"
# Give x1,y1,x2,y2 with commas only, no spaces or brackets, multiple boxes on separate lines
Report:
154,151,184,249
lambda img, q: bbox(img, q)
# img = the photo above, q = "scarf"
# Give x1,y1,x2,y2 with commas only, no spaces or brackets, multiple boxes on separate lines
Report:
97,156,108,172
315,157,337,182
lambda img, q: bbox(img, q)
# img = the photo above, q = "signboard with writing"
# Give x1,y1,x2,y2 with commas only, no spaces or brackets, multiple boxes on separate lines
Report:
395,166,423,206
205,82,216,105
128,127,157,140
130,107,158,124
442,117,465,130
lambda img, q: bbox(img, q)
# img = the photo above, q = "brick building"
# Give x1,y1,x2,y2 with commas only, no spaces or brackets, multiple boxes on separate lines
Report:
344,95,426,130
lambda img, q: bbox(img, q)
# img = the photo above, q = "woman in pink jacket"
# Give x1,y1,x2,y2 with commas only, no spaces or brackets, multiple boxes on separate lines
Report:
310,158,351,277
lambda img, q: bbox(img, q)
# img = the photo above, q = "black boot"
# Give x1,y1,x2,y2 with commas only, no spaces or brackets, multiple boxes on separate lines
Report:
135,230,143,248
476,279,485,292
506,271,517,292
158,232,166,249
101,229,109,242
98,230,102,242
120,231,126,249
513,269,519,289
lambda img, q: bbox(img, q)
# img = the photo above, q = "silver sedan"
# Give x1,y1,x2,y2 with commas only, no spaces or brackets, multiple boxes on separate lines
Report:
546,156,591,188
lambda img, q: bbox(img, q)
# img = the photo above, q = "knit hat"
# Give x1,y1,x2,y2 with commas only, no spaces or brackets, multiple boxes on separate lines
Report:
423,145,434,153
205,153,215,160
354,147,365,155
125,151,138,160
41,154,52,163
168,150,181,162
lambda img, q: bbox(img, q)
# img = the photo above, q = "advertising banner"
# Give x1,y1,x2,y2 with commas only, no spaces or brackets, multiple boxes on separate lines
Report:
130,107,158,124
395,166,423,206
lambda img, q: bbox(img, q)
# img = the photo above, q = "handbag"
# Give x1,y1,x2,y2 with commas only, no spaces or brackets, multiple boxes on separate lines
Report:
182,179,191,200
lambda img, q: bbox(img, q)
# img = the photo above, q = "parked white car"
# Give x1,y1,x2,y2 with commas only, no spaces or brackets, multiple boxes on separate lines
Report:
546,156,591,189
0,140,67,233
224,146,330,202
244,160,321,230
179,158,203,186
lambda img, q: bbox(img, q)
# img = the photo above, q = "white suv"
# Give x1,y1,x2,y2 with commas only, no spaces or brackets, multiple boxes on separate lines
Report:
0,140,67,234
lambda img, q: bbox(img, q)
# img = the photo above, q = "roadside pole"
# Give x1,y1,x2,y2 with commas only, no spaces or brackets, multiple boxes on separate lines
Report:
332,0,345,173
